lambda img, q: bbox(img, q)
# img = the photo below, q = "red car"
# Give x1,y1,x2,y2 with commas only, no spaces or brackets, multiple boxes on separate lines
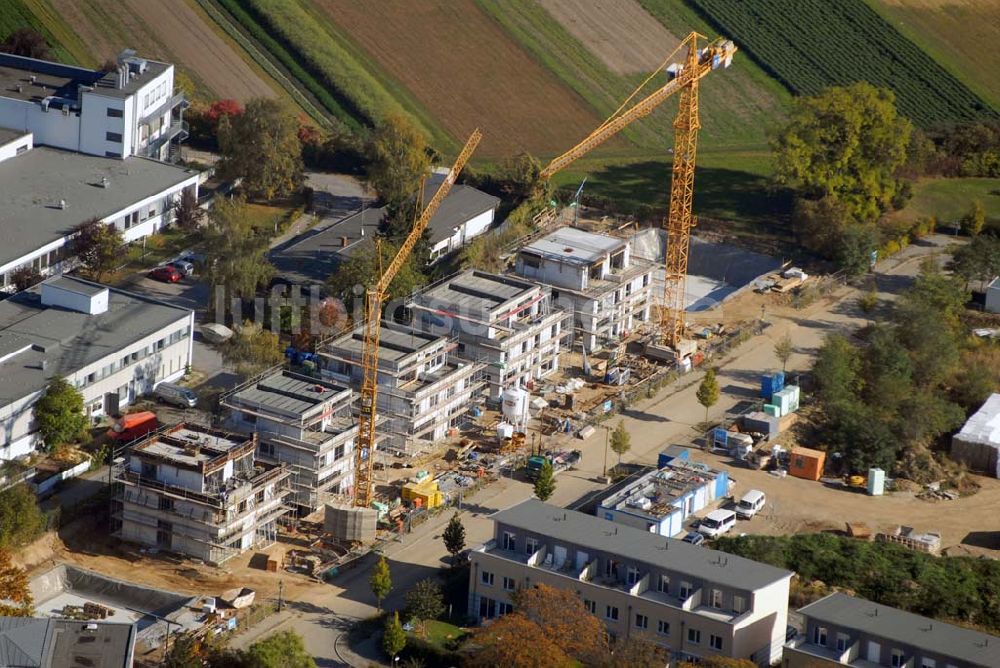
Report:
148,265,182,283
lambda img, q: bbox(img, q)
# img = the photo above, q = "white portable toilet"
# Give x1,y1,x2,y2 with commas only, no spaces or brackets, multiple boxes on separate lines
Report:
867,468,885,496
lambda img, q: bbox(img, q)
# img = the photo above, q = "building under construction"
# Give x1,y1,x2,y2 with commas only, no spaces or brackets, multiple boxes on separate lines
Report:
318,321,485,454
221,370,360,515
409,270,571,401
111,424,292,565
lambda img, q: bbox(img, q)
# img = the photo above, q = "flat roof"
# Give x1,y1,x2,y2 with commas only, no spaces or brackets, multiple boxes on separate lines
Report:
416,270,539,315
600,462,726,519
45,274,107,297
325,320,443,364
230,370,350,418
0,146,198,270
0,276,190,409
0,617,135,668
0,126,27,148
0,51,169,103
955,392,1000,447
522,227,625,266
798,593,999,667
492,499,792,591
135,425,249,468
271,182,498,284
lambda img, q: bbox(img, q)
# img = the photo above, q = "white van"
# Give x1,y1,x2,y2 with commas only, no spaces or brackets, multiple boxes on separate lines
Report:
736,489,766,520
697,509,737,538
154,382,198,408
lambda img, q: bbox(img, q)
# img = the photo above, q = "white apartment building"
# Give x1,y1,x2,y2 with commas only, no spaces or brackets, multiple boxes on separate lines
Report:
515,227,655,353
0,49,187,161
410,271,570,401
471,500,793,665
0,128,199,290
222,370,359,515
318,321,485,454
0,276,194,460
112,424,292,565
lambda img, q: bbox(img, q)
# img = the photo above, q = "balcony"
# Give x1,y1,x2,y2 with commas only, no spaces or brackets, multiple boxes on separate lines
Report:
140,92,188,125
141,120,188,158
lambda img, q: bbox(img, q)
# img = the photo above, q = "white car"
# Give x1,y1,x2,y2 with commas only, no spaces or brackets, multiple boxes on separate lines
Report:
697,509,737,538
736,489,766,520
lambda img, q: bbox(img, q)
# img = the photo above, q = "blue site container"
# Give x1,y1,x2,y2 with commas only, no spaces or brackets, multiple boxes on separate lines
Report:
658,446,690,469
761,371,785,401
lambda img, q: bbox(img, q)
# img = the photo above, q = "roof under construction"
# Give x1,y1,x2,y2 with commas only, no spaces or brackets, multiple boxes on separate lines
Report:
599,461,727,520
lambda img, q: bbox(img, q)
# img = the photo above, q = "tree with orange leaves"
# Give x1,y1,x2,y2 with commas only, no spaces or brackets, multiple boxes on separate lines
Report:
512,583,609,663
0,550,32,617
465,612,571,668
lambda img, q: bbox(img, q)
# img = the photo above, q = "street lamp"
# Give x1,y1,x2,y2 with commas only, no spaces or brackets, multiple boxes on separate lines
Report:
602,424,611,479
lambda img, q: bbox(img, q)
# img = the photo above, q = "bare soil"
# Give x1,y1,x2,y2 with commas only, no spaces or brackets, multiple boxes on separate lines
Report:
315,0,607,157
539,0,681,74
48,0,277,101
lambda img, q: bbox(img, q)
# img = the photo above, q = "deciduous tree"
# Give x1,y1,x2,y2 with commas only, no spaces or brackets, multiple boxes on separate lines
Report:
174,188,204,231
222,321,283,378
218,98,303,200
71,218,124,280
34,376,87,451
466,613,571,668
696,367,720,422
960,200,986,237
774,333,793,372
533,459,556,502
326,239,426,312
774,83,912,223
0,550,32,617
369,555,392,612
442,512,466,567
512,584,609,663
246,631,316,668
0,484,46,550
0,28,50,59
950,233,1000,290
382,611,406,660
403,578,445,622
10,266,42,293
204,196,274,313
599,635,669,668
609,420,630,464
366,114,430,237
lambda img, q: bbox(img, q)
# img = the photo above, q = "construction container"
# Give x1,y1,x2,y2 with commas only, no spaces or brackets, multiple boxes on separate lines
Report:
711,428,729,452
867,468,886,496
763,403,781,418
772,388,796,416
789,447,826,481
761,371,785,401
783,385,801,411
742,411,780,439
402,479,443,509
658,445,690,469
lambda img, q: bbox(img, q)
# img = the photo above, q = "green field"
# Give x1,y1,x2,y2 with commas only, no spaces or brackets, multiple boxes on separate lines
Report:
687,0,997,127
891,177,1000,226
0,0,88,65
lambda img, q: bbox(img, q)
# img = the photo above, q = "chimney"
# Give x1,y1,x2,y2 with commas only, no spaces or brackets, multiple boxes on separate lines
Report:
40,360,48,371
101,177,110,189
58,199,67,210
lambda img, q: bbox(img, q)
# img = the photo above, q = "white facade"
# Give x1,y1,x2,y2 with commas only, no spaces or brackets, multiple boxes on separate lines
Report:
516,228,655,353
0,51,186,161
0,130,31,162
428,208,496,263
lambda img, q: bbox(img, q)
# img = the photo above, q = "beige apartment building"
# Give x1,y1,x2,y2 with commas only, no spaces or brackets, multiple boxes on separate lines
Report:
470,500,793,665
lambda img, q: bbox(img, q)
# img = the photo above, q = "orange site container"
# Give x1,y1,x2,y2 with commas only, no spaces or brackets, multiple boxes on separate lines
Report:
789,446,826,481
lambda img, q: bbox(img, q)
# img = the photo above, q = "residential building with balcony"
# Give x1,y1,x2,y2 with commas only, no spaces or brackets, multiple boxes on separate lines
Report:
784,593,999,668
112,424,292,565
318,321,485,454
598,460,731,537
0,49,187,161
409,271,570,401
221,370,358,516
515,227,655,353
0,276,193,460
470,500,793,665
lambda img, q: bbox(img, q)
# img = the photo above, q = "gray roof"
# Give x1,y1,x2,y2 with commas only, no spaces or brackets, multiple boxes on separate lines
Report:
0,126,27,148
415,270,540,315
324,320,443,364
45,275,106,297
522,227,625,266
799,593,1000,667
0,276,191,408
0,617,135,668
229,370,350,419
0,146,198,270
492,499,793,591
270,181,498,285
0,52,169,104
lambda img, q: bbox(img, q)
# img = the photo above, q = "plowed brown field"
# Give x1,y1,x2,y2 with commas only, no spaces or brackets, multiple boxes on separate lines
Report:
47,0,276,101
539,0,680,74
314,0,607,157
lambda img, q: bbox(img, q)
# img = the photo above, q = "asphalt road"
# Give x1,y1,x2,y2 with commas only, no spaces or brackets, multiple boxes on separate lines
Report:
229,235,962,666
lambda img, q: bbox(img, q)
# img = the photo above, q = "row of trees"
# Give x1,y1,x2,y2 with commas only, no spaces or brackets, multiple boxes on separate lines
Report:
165,630,315,668
810,260,994,477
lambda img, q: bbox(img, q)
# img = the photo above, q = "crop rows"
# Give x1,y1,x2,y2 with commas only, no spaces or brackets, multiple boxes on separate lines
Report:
687,0,997,127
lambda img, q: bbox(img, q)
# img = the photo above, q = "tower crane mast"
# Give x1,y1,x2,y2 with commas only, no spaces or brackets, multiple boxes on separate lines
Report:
539,33,736,350
353,129,483,508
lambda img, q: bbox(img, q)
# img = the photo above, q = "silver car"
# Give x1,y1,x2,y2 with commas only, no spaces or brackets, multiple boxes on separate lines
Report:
167,260,194,277
154,382,197,408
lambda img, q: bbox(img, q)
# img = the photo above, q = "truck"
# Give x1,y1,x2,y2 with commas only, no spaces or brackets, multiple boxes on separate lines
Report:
525,450,582,481
106,411,158,442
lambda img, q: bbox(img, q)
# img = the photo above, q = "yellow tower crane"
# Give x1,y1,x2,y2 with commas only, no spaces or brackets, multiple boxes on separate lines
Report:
353,129,483,509
539,32,736,350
